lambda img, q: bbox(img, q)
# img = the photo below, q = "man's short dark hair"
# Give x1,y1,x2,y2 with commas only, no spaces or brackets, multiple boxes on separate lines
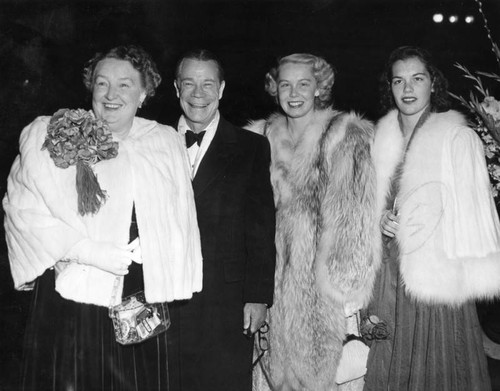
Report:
175,49,225,82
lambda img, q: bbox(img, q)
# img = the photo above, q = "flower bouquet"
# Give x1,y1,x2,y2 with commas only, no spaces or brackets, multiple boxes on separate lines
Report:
42,108,119,215
359,314,390,344
450,43,500,200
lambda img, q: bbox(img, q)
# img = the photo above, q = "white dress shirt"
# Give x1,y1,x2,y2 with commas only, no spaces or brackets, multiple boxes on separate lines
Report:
178,111,220,178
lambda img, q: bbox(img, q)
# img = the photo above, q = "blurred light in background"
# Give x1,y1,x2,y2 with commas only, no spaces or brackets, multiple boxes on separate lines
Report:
433,13,444,23
465,15,475,24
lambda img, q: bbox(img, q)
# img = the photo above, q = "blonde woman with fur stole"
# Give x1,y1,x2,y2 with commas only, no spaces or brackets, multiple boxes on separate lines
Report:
247,53,380,391
365,46,500,391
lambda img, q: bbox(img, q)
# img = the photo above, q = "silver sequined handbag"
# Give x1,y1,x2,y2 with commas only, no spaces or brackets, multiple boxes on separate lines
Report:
108,279,170,345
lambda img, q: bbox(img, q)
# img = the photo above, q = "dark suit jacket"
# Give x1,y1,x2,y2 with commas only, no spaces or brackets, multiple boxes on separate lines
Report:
192,116,276,304
168,116,276,391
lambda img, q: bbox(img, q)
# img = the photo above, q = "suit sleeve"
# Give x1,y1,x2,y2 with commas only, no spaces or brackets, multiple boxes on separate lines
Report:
243,135,276,306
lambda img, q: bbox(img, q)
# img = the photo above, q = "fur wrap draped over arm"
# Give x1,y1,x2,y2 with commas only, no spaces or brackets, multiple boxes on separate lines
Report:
247,110,381,308
374,110,500,305
246,110,380,390
313,112,381,308
4,117,87,290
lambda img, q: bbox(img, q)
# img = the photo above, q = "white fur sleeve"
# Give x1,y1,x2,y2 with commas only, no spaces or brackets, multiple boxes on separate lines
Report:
403,125,500,304
3,118,86,290
442,126,500,258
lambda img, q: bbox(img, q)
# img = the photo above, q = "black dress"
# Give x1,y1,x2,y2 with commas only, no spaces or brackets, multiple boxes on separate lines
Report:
20,206,169,391
363,233,491,391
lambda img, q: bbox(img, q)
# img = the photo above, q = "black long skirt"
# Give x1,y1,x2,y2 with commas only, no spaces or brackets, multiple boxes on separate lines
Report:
20,263,169,391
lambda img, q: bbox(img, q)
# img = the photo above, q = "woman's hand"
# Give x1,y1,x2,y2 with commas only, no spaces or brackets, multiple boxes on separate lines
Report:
380,210,399,238
69,239,141,276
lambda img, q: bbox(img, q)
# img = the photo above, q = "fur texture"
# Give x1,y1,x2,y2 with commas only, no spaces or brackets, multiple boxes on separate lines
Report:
373,109,500,305
4,116,202,306
248,109,379,390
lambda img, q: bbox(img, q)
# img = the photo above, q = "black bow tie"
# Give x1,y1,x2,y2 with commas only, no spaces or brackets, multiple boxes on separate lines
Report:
185,130,206,148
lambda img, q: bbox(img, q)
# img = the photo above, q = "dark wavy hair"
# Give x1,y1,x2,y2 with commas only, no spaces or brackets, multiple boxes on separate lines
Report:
379,46,451,114
83,45,162,105
265,53,334,110
175,49,225,83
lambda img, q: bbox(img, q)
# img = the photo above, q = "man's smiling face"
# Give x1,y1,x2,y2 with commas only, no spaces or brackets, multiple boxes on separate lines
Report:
175,59,225,132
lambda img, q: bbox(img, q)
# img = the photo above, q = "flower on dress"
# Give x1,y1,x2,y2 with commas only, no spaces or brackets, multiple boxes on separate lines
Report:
360,314,390,343
42,108,119,215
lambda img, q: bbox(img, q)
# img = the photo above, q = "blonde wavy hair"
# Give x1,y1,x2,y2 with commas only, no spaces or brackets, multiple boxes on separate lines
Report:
265,53,334,110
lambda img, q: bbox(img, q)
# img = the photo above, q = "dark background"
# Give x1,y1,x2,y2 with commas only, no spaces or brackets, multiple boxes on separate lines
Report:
1,0,500,389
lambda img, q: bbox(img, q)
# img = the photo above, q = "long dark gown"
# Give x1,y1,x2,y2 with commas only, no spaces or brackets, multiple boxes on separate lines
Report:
363,198,492,391
20,206,169,391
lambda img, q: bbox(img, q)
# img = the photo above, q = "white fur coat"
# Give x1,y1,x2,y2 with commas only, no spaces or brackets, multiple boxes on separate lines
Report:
373,109,500,305
247,109,380,391
4,116,202,306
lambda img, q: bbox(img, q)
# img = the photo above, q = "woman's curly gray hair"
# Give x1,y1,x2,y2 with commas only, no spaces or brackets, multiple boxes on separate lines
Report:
83,45,162,105
265,53,334,110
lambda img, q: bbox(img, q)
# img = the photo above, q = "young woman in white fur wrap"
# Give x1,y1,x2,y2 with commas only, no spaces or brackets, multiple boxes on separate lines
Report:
246,53,381,391
364,46,500,391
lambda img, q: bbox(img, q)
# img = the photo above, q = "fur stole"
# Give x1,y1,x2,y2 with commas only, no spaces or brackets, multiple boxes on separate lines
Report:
4,116,202,306
374,109,500,305
248,109,379,390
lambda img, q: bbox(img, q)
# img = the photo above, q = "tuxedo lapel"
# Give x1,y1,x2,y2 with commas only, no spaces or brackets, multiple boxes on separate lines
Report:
192,117,237,197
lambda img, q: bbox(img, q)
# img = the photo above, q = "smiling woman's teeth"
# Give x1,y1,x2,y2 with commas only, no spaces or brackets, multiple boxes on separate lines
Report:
288,102,303,108
104,103,120,109
402,97,416,103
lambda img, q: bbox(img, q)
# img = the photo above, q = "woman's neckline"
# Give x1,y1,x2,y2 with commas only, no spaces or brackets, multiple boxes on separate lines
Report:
397,106,431,149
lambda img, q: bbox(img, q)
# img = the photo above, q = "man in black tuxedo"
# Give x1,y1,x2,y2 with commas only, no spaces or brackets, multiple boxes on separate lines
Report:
167,49,276,391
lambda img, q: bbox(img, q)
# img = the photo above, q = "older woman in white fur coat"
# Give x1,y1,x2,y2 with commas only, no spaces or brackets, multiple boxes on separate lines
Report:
3,45,202,391
247,53,381,391
365,46,500,391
